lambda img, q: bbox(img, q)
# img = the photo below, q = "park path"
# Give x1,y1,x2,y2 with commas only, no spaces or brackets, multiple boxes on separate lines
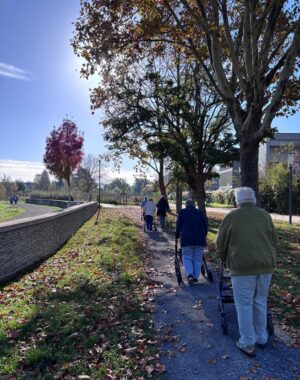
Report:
14,202,62,219
206,207,300,224
124,207,300,380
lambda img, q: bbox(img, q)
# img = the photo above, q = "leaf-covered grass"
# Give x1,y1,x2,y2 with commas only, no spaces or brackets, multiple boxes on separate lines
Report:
0,209,160,379
206,212,300,334
0,201,26,222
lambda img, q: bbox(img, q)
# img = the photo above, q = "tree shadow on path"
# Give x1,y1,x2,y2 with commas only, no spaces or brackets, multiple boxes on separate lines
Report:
144,227,300,380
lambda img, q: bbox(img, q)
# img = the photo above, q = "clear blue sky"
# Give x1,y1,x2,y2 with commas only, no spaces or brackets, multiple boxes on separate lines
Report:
0,0,106,162
0,0,299,180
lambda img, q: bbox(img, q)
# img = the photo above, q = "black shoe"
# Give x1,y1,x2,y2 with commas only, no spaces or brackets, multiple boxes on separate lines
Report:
188,275,194,285
192,277,198,283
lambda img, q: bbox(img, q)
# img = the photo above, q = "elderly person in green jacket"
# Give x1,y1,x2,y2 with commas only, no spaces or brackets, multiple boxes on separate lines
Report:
216,187,277,357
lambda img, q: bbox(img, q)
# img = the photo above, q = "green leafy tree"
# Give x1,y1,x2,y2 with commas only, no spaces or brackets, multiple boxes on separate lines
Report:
132,178,149,195
92,52,238,211
259,162,300,213
33,170,50,191
16,180,26,194
72,154,98,201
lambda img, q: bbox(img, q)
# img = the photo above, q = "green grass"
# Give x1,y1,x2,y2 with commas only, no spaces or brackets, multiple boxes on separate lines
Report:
206,212,300,331
0,209,158,379
0,201,26,222
206,202,234,208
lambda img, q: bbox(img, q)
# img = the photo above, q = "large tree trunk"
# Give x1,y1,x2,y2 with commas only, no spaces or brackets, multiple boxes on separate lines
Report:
192,180,207,216
175,186,182,214
66,177,71,203
239,139,260,197
158,158,168,198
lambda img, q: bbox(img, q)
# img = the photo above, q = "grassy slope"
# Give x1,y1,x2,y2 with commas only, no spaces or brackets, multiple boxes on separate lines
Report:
0,201,26,222
0,209,161,379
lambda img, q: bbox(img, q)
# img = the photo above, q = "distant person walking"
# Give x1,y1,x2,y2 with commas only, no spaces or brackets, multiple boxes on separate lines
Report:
216,187,277,357
175,199,208,284
143,198,156,232
156,195,169,228
141,197,148,209
14,194,18,205
9,195,14,206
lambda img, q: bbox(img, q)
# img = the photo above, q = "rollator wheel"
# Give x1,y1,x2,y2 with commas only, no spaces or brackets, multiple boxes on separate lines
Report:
207,270,214,283
221,315,228,335
267,312,274,336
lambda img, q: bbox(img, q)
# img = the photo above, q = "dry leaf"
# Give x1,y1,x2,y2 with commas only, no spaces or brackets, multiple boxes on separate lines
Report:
145,365,155,375
155,363,166,373
208,359,217,365
125,347,137,354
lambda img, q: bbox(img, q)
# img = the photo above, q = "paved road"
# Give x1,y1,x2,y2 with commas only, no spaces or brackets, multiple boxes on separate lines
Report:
135,214,299,380
102,203,300,224
14,202,62,220
206,207,300,224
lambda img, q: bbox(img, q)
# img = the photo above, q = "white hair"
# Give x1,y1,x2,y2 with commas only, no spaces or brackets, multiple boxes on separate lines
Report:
234,187,256,205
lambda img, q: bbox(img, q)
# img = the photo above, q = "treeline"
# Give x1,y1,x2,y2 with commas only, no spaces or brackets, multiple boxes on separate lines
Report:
0,171,157,205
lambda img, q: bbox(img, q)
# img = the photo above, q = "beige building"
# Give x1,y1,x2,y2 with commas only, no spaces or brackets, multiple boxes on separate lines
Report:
216,133,300,189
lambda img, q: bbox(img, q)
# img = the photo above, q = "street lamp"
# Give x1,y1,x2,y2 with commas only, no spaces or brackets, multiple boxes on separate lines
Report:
288,152,294,225
98,155,101,206
95,155,101,225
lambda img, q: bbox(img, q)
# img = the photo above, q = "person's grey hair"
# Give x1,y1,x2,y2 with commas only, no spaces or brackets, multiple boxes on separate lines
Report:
234,187,256,205
185,199,195,207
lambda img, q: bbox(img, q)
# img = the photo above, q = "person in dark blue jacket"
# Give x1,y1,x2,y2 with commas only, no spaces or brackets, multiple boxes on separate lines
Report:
175,199,208,284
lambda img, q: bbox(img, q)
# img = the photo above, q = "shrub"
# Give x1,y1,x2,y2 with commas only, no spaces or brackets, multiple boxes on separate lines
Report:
29,191,74,201
259,162,300,214
210,189,235,205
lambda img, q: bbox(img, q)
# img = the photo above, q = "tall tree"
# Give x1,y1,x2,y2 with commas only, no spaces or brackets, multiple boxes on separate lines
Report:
87,50,237,211
33,170,50,191
44,119,84,201
72,0,300,196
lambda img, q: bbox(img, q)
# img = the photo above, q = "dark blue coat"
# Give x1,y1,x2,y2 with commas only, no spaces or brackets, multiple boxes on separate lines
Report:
175,205,208,247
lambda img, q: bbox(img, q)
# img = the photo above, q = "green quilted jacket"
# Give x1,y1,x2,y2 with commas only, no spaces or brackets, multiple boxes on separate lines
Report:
216,203,277,276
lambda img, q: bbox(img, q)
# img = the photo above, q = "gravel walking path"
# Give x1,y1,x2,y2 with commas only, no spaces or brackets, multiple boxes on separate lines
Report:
129,208,300,380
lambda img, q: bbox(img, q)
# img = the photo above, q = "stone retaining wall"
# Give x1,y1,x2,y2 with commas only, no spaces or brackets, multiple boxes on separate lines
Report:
25,198,82,208
0,202,98,284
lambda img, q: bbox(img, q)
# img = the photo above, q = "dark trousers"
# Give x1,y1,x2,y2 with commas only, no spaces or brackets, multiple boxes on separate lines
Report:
145,215,153,231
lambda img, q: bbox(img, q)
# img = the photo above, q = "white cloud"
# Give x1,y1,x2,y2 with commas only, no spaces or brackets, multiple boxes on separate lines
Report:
0,160,48,181
103,169,138,186
0,62,32,80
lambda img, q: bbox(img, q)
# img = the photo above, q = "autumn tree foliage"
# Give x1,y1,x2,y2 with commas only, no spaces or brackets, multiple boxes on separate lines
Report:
97,51,237,211
72,0,300,196
44,119,84,201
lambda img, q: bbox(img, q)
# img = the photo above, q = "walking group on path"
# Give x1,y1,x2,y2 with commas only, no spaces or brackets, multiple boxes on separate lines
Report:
141,187,299,379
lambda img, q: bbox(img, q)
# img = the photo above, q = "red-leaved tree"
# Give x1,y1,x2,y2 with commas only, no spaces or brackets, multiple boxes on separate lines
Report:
44,119,84,201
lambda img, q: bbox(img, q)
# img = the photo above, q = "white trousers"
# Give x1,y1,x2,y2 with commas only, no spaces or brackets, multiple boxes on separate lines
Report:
231,274,272,347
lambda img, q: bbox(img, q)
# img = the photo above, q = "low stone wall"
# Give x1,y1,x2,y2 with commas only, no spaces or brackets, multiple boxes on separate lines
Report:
25,198,82,208
0,202,98,284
